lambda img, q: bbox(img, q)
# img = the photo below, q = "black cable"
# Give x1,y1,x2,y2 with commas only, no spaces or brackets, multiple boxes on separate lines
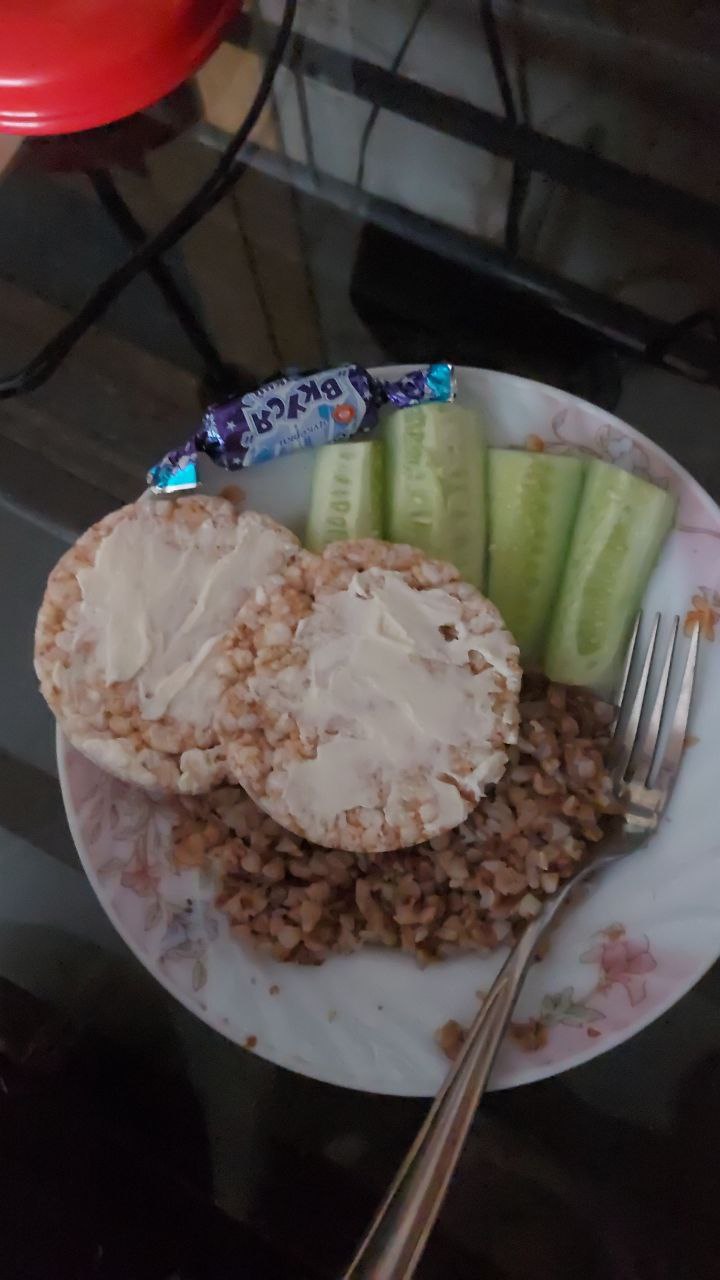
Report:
504,164,530,258
479,0,530,257
478,5,720,382
90,169,240,397
507,0,531,258
0,0,297,399
479,0,517,124
355,0,432,190
229,187,284,370
289,28,319,185
514,0,531,126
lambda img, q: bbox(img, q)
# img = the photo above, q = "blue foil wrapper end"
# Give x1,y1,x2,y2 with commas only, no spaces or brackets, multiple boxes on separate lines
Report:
425,361,455,403
148,362,454,491
147,454,198,495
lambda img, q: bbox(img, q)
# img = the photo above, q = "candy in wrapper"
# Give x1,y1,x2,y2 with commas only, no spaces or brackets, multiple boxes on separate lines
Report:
148,362,454,493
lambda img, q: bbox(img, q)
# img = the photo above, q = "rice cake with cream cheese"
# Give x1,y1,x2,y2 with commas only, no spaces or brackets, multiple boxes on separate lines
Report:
34,496,301,793
217,540,521,852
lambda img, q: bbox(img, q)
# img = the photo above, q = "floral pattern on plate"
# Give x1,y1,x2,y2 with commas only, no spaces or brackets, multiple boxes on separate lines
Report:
509,925,658,1053
527,411,671,486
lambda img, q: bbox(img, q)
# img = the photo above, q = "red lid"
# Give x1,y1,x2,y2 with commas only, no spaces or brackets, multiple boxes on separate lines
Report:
0,0,240,135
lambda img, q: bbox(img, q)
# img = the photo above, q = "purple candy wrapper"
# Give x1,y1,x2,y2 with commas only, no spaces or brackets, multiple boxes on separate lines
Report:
148,362,454,492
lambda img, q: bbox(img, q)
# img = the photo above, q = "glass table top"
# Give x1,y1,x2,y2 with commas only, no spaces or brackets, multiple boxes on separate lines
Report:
2,3,720,1276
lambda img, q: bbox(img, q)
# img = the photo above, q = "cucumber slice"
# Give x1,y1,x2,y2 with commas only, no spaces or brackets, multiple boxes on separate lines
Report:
384,402,487,586
305,441,384,552
487,450,585,665
545,459,676,693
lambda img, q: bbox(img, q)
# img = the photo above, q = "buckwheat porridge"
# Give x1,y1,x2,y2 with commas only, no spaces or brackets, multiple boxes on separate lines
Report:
174,675,619,965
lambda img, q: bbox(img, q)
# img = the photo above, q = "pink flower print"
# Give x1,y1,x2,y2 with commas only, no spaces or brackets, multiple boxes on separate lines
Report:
159,901,213,962
120,854,160,898
581,928,657,1006
594,425,652,477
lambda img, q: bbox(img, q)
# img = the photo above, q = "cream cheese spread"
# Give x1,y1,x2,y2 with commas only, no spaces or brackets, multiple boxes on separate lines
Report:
255,569,519,830
73,509,294,725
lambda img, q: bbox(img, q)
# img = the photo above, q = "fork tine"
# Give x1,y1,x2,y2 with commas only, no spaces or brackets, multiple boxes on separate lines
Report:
632,616,679,785
613,612,660,779
612,610,642,735
652,619,700,794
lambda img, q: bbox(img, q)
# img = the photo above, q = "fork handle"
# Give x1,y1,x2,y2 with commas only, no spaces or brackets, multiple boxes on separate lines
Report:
341,911,546,1280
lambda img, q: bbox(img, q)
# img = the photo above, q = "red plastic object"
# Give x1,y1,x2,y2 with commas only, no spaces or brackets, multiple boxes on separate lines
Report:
0,0,240,135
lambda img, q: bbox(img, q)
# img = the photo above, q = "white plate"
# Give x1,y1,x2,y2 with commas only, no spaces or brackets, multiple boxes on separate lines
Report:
58,367,720,1096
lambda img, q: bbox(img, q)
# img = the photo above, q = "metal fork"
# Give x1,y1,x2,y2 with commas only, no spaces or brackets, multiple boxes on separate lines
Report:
343,614,700,1280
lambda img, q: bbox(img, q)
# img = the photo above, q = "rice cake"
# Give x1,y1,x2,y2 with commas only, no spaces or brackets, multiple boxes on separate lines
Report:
34,496,300,793
217,540,521,852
